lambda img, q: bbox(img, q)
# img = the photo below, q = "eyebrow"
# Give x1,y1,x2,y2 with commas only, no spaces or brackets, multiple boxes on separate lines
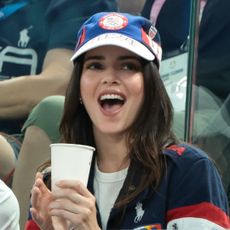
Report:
84,55,141,62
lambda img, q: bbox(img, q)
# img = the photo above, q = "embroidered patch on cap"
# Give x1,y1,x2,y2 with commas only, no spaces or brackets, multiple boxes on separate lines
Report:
99,13,128,30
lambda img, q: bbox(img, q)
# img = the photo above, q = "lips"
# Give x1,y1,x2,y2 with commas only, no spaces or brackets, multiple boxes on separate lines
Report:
98,93,126,115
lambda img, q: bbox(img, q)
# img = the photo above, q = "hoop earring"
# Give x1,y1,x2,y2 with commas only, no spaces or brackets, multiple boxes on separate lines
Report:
79,97,83,104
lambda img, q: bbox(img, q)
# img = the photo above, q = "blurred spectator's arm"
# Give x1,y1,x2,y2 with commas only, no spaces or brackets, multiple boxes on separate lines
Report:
0,48,73,119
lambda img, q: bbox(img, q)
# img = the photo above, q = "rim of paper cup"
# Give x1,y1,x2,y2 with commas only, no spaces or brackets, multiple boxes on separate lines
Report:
50,143,95,151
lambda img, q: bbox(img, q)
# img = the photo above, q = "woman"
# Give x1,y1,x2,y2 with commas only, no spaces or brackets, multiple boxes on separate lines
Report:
28,12,230,230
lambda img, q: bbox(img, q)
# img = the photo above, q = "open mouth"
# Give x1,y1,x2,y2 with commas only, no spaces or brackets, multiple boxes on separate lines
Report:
99,94,125,112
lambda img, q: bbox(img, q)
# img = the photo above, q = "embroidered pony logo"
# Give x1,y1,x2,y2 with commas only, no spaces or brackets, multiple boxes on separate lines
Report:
134,202,145,223
18,25,33,47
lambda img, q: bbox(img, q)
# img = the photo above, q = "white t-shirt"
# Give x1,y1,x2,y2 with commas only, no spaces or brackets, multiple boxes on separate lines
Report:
94,164,128,230
0,179,20,230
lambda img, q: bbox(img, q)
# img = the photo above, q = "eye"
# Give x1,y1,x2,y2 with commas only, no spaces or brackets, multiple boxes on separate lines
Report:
84,62,104,70
121,62,142,72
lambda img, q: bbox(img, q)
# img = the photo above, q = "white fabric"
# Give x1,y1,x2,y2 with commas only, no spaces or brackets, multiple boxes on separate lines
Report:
71,33,159,62
94,163,128,230
0,179,20,230
167,217,226,230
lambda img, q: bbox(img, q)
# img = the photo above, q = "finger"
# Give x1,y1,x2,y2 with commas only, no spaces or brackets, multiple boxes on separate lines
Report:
53,188,84,202
30,207,42,224
35,172,43,180
52,187,96,211
49,195,96,219
34,177,50,194
31,172,43,195
31,186,41,209
49,196,89,213
56,180,92,198
50,207,87,225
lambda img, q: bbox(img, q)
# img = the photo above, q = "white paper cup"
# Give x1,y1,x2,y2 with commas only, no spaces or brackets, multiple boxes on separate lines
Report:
50,143,95,191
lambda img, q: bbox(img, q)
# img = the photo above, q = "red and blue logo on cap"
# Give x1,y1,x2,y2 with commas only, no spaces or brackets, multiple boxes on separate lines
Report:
99,13,128,30
71,12,162,68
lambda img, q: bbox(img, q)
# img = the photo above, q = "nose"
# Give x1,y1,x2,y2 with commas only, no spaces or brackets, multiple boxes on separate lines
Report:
101,68,120,85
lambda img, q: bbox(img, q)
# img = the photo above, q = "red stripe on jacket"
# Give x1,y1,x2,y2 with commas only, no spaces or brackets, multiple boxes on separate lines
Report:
167,202,230,229
25,220,40,230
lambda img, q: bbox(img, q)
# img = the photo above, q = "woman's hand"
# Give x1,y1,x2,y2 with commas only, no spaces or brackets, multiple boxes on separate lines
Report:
49,180,100,230
30,172,61,230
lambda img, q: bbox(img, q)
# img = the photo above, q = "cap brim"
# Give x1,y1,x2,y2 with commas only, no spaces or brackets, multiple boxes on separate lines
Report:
71,33,155,62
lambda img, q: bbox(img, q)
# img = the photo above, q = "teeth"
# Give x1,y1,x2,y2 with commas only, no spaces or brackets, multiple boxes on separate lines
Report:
100,94,124,101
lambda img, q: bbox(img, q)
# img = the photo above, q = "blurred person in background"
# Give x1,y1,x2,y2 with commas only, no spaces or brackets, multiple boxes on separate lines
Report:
0,178,20,230
142,0,230,204
195,0,230,204
0,0,117,228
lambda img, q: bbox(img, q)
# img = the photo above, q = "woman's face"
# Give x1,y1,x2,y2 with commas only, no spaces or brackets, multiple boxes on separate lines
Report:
80,45,144,137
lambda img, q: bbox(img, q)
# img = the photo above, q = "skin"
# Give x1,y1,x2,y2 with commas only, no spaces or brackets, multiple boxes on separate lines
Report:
0,48,73,119
30,45,145,229
81,46,144,172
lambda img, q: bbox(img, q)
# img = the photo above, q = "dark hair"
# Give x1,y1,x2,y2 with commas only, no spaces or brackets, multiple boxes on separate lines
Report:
60,55,178,208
